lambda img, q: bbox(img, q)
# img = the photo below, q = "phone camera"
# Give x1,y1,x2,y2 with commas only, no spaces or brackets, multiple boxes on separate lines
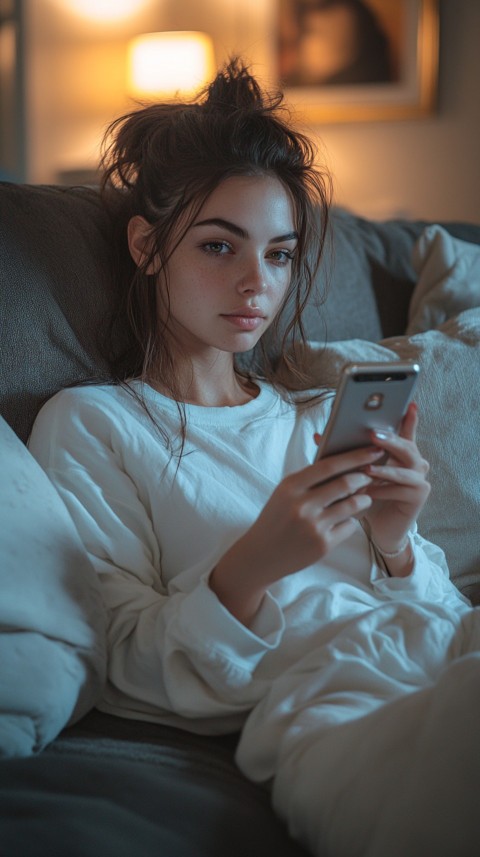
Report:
364,393,384,410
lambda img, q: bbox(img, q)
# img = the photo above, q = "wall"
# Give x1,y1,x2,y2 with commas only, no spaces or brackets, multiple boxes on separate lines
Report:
24,0,243,183
24,0,168,183
23,0,480,223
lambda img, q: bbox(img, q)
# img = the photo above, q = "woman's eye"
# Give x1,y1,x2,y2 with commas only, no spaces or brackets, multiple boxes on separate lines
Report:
201,241,232,255
269,249,295,265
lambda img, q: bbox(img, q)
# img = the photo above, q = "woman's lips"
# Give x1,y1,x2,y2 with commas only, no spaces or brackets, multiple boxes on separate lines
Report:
221,313,265,330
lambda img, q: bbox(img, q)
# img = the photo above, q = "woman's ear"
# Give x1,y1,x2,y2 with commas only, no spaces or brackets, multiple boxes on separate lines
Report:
127,215,158,274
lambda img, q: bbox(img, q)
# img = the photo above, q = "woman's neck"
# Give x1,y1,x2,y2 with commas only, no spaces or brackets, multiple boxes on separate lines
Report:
182,376,259,407
147,354,259,407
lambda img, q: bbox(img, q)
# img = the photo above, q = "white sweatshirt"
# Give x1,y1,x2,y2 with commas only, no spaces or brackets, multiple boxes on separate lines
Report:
28,381,470,735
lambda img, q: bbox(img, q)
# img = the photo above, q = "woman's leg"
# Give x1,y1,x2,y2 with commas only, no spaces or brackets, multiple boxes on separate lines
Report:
237,605,480,856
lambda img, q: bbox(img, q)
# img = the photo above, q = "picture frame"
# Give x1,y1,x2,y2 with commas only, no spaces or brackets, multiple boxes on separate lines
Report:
277,0,439,123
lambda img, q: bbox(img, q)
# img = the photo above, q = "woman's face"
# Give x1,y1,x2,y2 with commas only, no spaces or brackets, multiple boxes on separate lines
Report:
148,174,298,360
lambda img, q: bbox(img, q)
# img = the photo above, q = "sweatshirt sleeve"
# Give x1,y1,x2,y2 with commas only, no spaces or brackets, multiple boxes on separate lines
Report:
370,526,471,612
28,390,285,726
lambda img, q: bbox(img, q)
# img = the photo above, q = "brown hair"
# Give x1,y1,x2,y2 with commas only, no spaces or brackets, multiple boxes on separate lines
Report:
100,58,332,447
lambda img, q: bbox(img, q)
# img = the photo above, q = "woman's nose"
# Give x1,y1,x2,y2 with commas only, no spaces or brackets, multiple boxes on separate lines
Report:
237,258,267,295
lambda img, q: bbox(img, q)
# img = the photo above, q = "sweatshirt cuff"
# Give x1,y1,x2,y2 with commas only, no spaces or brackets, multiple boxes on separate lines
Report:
173,573,285,673
371,530,435,600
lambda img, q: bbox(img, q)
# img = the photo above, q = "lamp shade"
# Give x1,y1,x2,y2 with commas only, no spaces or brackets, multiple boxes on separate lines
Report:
127,31,216,99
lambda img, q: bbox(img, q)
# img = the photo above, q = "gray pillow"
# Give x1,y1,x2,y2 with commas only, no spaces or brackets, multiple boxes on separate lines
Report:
0,416,106,757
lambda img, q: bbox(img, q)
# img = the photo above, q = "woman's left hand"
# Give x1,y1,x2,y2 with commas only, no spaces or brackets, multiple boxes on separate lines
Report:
362,402,431,554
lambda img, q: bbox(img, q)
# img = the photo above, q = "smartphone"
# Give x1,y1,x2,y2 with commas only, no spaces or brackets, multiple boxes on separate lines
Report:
314,361,420,460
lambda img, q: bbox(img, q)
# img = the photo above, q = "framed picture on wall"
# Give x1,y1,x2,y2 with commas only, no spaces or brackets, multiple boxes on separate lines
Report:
277,0,439,123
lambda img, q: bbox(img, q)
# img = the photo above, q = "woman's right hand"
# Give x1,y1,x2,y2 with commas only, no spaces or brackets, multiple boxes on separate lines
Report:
209,445,383,625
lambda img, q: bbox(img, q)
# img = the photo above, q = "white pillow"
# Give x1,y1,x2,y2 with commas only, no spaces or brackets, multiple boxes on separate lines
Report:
277,227,480,599
0,416,106,757
408,224,480,333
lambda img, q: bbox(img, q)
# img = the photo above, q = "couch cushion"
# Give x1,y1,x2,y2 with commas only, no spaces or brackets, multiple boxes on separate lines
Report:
0,415,106,757
0,183,115,443
300,209,480,347
0,710,308,857
276,226,480,599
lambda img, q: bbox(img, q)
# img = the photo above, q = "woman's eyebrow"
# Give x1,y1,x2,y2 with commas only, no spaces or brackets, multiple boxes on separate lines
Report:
192,217,298,243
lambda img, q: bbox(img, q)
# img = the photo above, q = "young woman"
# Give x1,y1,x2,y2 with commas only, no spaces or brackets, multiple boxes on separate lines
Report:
29,60,479,857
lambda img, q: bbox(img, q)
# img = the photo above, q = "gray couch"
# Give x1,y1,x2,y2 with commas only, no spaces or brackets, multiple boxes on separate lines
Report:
1,181,480,856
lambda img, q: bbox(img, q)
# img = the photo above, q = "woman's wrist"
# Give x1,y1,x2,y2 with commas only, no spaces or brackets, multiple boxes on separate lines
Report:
369,534,410,558
370,533,414,578
209,545,268,627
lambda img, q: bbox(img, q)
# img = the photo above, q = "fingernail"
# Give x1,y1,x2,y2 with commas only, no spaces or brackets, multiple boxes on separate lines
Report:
355,474,372,486
373,430,389,440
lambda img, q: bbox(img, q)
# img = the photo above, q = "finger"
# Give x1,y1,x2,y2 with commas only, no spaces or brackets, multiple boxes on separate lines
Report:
322,490,373,524
366,485,430,513
365,469,430,503
370,428,422,469
366,462,426,485
316,471,373,508
326,516,362,549
365,455,430,485
367,480,429,500
367,492,429,512
304,446,385,491
398,401,418,443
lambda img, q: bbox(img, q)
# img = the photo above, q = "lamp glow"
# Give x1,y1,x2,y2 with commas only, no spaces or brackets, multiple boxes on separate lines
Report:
61,0,149,23
127,32,216,99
